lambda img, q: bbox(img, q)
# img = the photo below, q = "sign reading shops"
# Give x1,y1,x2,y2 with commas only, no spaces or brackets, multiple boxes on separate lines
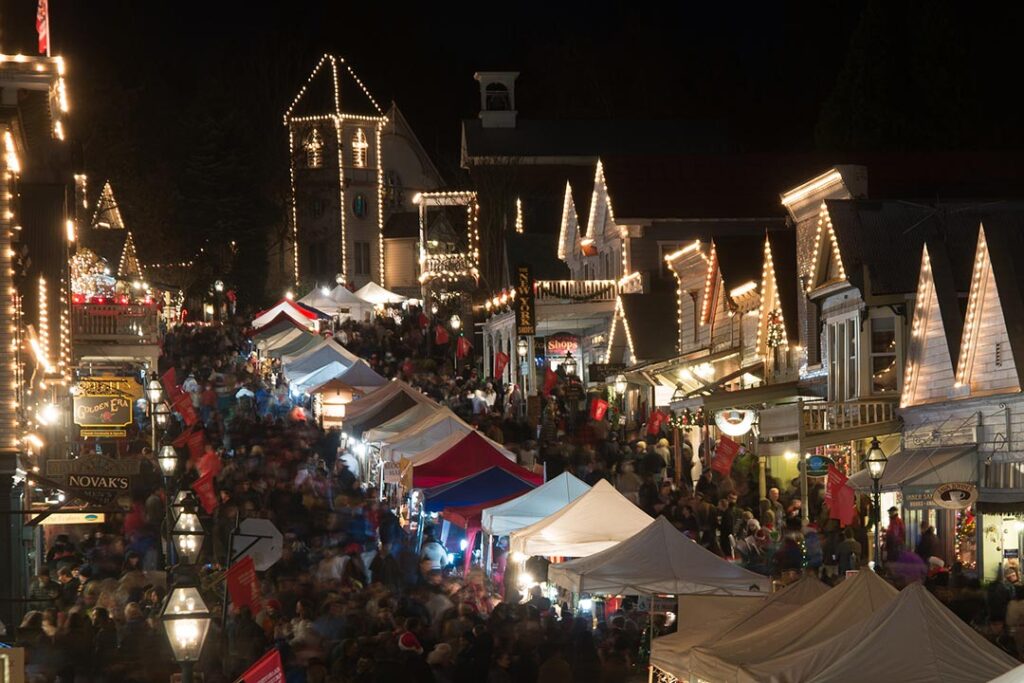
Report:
545,333,579,357
73,375,137,429
514,265,536,336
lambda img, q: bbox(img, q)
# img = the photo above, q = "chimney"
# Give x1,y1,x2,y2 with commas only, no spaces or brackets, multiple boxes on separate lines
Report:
474,72,519,128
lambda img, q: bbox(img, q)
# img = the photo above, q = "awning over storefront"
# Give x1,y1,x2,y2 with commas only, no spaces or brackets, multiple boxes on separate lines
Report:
847,445,976,493
698,380,817,413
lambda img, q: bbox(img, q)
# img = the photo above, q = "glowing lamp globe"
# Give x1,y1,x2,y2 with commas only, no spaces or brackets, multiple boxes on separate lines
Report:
865,437,887,482
160,586,211,663
158,445,178,476
146,375,163,404
172,511,206,565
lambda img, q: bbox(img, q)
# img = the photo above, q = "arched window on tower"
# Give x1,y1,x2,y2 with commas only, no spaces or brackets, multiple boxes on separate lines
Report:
485,83,511,111
352,128,368,168
304,128,324,169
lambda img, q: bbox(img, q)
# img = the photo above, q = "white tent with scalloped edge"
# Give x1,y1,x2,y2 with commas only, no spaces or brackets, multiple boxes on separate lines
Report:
509,479,654,558
355,281,407,305
481,471,590,536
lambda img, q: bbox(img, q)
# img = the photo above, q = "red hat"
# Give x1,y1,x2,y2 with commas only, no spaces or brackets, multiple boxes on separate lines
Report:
398,631,423,654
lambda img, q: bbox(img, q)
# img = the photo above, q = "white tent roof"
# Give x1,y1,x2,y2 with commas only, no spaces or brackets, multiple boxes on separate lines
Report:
282,339,359,381
341,380,438,432
257,326,306,351
739,583,1017,683
990,664,1024,683
651,575,830,678
509,479,653,558
298,287,346,314
291,361,348,394
331,359,387,390
689,569,898,683
381,415,484,462
330,285,372,306
252,300,317,330
363,403,447,442
482,472,591,536
548,516,771,596
355,282,407,304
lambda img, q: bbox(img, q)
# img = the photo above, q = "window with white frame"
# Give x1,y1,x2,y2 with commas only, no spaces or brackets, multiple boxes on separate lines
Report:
352,128,368,168
869,315,898,394
828,316,859,400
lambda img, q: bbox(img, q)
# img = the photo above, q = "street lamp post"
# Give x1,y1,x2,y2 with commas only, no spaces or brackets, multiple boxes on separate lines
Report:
865,436,888,570
146,373,164,452
517,337,529,417
450,314,462,375
613,374,628,440
160,585,212,683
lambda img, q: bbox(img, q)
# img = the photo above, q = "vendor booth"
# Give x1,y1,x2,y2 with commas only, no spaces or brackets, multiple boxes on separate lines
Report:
688,570,897,683
651,575,829,680
282,339,360,381
481,471,590,536
509,480,653,558
354,281,408,305
548,516,770,596
363,403,448,443
422,467,537,513
736,583,1016,683
329,284,375,321
410,431,541,489
341,380,437,437
380,413,482,462
252,299,320,330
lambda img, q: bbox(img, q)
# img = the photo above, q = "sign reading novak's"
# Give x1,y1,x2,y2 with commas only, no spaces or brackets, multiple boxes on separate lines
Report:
46,454,140,494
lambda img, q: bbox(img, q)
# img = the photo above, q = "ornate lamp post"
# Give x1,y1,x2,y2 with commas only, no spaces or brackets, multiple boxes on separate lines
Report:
146,373,164,452
563,352,577,377
865,437,888,570
450,314,462,373
613,374,628,440
160,585,211,683
158,444,178,477
171,504,206,566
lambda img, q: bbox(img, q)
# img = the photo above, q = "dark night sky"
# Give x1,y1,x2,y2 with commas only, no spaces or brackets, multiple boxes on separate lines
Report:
0,1,1020,302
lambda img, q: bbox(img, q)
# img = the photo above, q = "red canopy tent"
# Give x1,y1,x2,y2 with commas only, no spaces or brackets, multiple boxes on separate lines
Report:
443,492,523,574
412,432,543,489
252,299,318,330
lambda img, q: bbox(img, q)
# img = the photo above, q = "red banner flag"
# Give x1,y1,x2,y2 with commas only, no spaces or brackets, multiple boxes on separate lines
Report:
435,324,449,346
186,429,206,462
161,367,182,401
36,0,48,55
226,555,262,615
191,471,218,514
542,367,558,396
647,409,668,436
827,465,857,527
456,336,472,359
171,428,192,449
493,351,510,380
590,398,609,421
418,312,429,329
711,436,741,476
241,649,284,683
172,392,198,426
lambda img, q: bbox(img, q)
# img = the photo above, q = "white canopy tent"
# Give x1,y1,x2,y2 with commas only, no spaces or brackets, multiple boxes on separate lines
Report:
509,480,653,558
548,516,771,596
282,339,359,381
354,282,407,305
290,361,348,395
381,414,484,462
651,575,830,679
688,569,898,682
256,325,306,352
363,403,446,442
991,664,1024,682
296,359,387,396
329,285,374,320
738,583,1017,683
482,472,590,536
252,299,318,330
298,287,350,316
341,380,438,436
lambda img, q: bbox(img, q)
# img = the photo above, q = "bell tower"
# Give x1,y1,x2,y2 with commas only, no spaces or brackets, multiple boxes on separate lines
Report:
474,71,519,129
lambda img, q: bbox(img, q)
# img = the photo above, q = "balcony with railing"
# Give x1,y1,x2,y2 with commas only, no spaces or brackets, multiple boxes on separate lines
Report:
72,303,160,345
420,253,477,283
758,398,900,450
535,279,618,303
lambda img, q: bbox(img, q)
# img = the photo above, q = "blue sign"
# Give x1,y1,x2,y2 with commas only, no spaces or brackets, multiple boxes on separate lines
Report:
803,455,835,478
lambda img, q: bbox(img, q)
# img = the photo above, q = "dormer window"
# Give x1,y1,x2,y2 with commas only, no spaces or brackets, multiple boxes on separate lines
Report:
352,128,368,168
304,128,324,169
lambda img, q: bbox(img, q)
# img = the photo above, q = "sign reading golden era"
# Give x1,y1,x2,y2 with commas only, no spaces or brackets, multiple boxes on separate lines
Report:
73,376,136,428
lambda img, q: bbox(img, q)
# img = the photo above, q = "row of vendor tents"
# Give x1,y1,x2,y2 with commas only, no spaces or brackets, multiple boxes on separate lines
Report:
250,300,1020,682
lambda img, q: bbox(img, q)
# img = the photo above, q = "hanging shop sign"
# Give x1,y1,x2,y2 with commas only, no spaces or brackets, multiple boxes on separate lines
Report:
514,265,536,336
72,375,138,429
588,363,626,384
382,462,401,484
81,429,128,439
903,487,935,510
37,512,106,526
714,409,755,437
45,454,140,495
545,333,579,357
801,454,835,478
932,482,977,510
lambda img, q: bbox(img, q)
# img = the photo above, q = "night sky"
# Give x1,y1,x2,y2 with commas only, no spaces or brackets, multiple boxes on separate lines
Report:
0,0,1020,302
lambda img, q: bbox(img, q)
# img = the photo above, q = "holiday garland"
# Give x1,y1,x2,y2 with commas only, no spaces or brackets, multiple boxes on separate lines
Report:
668,407,704,432
537,281,616,301
766,308,785,348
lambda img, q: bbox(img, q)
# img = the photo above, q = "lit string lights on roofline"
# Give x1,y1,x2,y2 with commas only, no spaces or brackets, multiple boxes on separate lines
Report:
902,246,932,406
955,226,989,388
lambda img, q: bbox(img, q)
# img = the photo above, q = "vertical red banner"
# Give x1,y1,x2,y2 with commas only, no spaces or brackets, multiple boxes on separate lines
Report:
241,648,283,683
590,398,609,421
711,436,740,475
226,555,262,615
493,351,510,380
191,471,219,514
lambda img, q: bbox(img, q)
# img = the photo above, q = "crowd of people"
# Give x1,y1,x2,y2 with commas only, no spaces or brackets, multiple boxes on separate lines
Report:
12,304,1024,683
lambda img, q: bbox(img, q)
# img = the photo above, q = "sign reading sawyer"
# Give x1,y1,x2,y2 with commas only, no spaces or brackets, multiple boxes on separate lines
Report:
514,265,536,336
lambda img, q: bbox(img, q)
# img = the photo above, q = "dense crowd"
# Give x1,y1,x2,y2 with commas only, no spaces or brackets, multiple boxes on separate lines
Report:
13,306,1024,683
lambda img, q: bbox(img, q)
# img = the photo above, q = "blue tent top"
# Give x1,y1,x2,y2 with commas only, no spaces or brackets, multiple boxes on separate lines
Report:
422,467,536,513
294,301,332,319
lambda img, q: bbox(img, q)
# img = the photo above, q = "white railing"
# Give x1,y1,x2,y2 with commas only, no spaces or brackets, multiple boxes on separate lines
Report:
72,303,160,344
535,279,617,302
803,400,897,434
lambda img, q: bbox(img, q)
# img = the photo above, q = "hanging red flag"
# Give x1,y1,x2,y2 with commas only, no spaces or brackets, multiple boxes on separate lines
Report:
590,398,609,421
456,336,472,359
827,465,857,527
647,409,669,435
171,428,192,449
161,367,182,401
186,429,206,462
36,0,49,55
542,367,558,396
226,555,262,615
240,649,284,683
493,351,510,380
171,392,198,426
418,312,429,329
191,471,218,514
711,435,741,475
435,325,450,346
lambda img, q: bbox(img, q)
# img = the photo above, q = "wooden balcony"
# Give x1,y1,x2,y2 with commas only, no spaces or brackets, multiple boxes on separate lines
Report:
72,303,160,345
535,279,618,303
759,398,900,451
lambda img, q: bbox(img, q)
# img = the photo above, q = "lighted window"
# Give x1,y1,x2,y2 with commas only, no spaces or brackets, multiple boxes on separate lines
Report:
869,316,898,394
304,128,324,169
352,128,368,168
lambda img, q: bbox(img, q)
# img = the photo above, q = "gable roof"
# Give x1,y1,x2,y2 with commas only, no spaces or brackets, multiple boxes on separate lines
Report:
981,216,1024,383
284,54,385,122
620,292,678,361
91,180,125,230
764,229,799,341
385,102,444,187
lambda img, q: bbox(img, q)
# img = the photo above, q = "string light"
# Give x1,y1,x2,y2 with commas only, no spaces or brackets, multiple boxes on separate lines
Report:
416,192,480,285
955,226,990,388
755,235,790,356
92,181,125,230
780,169,843,208
807,202,846,292
902,246,933,407
605,296,638,363
557,182,579,261
118,231,142,279
700,241,718,325
515,197,524,234
376,121,384,286
37,276,49,370
65,219,75,243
